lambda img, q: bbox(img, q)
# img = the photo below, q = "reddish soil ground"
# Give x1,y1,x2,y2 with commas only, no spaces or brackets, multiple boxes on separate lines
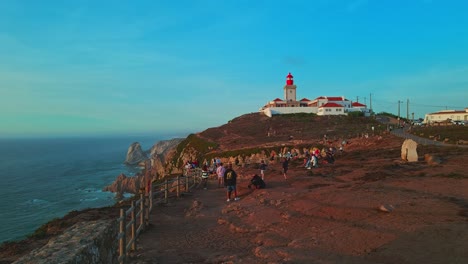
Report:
129,135,468,264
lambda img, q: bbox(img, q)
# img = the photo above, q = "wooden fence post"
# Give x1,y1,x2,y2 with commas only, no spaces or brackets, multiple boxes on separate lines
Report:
119,208,126,263
140,192,145,232
131,201,136,251
176,175,180,198
185,174,189,192
194,169,197,186
149,181,153,212
164,179,169,203
145,193,150,227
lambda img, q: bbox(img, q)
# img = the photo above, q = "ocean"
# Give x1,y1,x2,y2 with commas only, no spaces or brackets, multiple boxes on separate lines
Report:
0,135,172,244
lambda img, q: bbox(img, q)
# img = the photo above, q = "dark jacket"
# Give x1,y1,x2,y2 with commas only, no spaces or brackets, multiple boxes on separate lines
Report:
223,169,237,186
250,175,266,189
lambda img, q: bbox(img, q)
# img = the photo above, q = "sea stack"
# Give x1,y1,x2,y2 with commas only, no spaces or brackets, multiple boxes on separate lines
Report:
124,142,147,165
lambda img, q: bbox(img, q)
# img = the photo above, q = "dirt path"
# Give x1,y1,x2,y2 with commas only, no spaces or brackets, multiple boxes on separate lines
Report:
128,138,468,264
129,181,259,264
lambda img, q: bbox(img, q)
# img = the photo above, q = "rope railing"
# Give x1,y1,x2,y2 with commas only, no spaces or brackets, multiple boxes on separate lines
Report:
117,168,202,263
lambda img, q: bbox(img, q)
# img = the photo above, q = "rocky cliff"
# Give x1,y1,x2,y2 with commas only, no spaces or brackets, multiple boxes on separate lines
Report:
150,138,184,158
149,138,184,177
105,138,185,196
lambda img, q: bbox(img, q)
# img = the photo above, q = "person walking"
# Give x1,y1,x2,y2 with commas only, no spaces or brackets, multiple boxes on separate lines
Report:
282,157,289,180
259,160,267,180
223,163,240,202
201,164,209,189
216,162,225,188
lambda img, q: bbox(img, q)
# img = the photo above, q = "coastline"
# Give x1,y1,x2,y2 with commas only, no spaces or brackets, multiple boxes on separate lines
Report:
3,114,467,262
0,136,161,245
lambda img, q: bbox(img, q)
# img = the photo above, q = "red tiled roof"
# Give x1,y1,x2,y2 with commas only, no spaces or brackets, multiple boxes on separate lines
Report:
326,97,344,101
429,110,466,115
352,102,366,107
319,102,344,108
300,98,310,101
315,96,326,100
273,98,283,102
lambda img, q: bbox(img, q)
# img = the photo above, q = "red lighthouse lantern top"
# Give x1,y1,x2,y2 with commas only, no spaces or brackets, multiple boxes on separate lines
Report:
286,72,294,85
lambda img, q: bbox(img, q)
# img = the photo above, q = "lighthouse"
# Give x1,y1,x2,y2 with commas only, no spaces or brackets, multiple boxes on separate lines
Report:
284,72,297,102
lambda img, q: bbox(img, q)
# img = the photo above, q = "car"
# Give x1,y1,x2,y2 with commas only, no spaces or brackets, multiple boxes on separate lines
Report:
452,120,465,126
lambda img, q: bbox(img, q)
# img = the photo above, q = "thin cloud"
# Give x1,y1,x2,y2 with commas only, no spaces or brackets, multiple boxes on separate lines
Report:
283,56,306,67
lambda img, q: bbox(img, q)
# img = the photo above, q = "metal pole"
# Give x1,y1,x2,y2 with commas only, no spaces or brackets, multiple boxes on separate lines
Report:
407,99,409,120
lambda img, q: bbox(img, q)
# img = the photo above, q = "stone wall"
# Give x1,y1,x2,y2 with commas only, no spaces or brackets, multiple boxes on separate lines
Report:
13,220,118,264
262,107,316,117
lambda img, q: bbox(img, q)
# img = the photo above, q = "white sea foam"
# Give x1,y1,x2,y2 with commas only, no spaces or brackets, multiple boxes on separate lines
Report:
26,198,50,205
80,197,99,202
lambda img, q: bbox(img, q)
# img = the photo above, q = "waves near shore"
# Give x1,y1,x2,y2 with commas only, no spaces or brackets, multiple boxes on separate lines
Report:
0,136,160,243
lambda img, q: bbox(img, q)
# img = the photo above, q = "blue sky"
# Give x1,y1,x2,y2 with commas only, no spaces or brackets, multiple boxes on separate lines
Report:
1,0,467,138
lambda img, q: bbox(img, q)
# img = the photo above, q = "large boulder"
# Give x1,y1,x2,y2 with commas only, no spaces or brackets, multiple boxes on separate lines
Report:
401,139,418,162
125,142,147,165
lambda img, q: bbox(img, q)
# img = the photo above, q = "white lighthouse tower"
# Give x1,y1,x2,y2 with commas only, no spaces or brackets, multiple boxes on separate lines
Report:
283,72,297,102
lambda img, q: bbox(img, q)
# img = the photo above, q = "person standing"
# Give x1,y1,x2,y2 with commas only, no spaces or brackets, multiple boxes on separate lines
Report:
216,162,225,188
282,158,289,180
259,160,267,180
224,163,240,202
184,161,192,176
201,164,209,189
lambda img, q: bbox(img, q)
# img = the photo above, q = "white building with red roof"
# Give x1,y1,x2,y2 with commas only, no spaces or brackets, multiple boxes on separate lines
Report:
261,73,370,117
317,102,345,116
423,108,468,124
261,73,316,117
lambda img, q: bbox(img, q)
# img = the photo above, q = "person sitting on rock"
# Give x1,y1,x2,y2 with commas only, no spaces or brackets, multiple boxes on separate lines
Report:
248,174,266,189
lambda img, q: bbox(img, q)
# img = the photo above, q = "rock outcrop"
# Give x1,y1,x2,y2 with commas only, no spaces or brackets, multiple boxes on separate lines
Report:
150,138,184,177
150,138,184,158
424,154,442,166
103,173,146,196
124,142,147,165
13,220,117,264
106,138,184,197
